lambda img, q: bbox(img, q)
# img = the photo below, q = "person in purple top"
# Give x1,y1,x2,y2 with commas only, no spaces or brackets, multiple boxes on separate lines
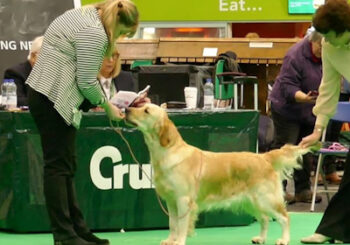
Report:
269,30,324,204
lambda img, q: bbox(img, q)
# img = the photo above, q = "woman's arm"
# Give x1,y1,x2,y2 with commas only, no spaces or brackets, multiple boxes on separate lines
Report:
76,25,107,105
312,42,342,129
300,42,341,148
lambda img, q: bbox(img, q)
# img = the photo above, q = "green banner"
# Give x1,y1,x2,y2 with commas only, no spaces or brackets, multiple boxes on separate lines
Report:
0,110,258,231
81,0,313,21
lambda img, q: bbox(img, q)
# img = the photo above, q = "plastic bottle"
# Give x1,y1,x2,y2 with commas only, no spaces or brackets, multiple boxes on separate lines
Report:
6,79,17,110
1,79,9,107
203,78,214,110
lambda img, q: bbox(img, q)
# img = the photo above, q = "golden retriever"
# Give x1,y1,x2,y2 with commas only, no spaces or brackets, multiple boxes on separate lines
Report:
125,103,315,245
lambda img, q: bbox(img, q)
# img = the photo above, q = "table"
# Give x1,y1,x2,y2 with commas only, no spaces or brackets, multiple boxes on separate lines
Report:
0,109,259,232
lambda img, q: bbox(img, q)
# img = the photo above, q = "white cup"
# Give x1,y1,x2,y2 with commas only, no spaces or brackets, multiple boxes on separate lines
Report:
184,87,197,109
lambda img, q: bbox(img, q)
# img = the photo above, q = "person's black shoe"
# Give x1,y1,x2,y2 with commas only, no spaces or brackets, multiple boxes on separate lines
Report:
79,232,109,245
284,192,296,205
295,190,322,203
54,237,96,245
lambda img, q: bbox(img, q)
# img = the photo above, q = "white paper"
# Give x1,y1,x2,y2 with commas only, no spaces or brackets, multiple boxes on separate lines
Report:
202,47,218,57
110,85,150,108
249,42,273,48
110,91,138,108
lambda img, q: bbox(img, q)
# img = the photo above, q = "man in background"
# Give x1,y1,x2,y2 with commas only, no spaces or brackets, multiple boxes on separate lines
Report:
3,36,44,107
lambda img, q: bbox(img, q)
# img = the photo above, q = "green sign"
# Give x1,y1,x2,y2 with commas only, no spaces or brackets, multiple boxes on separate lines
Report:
288,0,324,14
0,110,258,231
81,0,313,21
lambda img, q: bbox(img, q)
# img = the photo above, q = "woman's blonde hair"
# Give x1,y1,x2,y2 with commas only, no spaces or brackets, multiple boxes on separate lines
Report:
98,45,122,79
111,53,122,78
94,0,139,56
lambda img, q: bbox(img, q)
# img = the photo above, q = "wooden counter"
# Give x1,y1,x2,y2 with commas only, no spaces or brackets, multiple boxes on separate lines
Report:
117,37,302,113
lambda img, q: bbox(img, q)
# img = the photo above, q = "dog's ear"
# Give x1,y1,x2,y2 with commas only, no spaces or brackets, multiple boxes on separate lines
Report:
159,118,171,147
159,117,176,147
160,103,167,109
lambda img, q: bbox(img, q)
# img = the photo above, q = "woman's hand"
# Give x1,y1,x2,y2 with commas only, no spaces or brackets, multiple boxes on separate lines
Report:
90,106,104,112
299,130,322,148
295,91,317,104
101,101,125,121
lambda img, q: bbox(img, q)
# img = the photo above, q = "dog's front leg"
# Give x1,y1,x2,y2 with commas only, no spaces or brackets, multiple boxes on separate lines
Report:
251,215,269,244
161,201,178,245
175,196,192,245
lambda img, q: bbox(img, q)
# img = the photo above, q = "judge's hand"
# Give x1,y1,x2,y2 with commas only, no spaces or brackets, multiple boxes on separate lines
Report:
299,131,322,148
101,101,125,121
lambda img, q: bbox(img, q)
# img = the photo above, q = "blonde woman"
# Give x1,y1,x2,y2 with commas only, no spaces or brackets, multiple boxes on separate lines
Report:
25,1,139,245
98,50,123,102
91,49,149,112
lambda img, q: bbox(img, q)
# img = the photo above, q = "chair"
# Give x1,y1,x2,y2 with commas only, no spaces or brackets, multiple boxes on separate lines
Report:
310,102,350,212
232,76,259,110
214,60,235,108
216,71,259,110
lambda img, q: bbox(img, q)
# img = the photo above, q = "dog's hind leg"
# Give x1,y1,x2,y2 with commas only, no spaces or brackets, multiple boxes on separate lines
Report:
246,194,269,244
251,214,269,244
161,201,179,245
254,190,290,245
270,203,290,245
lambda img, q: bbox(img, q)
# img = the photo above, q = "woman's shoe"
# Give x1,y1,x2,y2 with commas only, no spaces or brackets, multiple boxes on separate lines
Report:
54,237,96,245
79,232,109,245
295,190,322,203
301,233,334,244
284,192,296,204
326,172,342,185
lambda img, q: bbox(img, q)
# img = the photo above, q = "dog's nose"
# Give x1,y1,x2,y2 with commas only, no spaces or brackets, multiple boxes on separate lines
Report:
125,107,130,114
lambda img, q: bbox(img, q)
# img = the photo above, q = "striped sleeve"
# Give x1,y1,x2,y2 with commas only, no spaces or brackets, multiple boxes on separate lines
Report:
76,25,107,105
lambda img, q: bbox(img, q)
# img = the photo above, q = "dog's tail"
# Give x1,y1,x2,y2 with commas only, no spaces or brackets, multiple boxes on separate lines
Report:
264,143,321,180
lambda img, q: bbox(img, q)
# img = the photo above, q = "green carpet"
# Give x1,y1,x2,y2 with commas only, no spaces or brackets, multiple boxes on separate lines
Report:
1,212,348,245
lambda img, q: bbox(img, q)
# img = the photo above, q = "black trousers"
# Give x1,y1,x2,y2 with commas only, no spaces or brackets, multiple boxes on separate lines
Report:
316,150,350,242
28,87,89,241
316,92,350,240
271,108,313,194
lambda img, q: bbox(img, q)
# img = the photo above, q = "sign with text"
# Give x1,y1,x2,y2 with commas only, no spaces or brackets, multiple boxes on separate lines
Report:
288,0,325,14
82,0,314,21
0,0,74,84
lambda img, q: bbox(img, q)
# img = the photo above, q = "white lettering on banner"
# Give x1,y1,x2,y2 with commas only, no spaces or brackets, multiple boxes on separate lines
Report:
0,41,17,50
129,164,153,189
0,40,33,51
19,41,32,51
90,146,121,190
219,0,263,12
90,145,154,190
219,0,229,11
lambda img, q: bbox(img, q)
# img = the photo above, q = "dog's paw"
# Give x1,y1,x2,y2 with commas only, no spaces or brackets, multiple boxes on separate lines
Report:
275,238,289,245
160,240,172,245
251,236,265,244
160,240,182,245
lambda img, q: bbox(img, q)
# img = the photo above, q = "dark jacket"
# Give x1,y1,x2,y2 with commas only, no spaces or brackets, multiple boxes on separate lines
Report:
4,60,32,107
269,38,322,125
113,70,135,92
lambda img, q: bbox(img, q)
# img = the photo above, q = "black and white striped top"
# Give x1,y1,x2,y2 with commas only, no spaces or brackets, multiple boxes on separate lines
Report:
26,7,108,128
